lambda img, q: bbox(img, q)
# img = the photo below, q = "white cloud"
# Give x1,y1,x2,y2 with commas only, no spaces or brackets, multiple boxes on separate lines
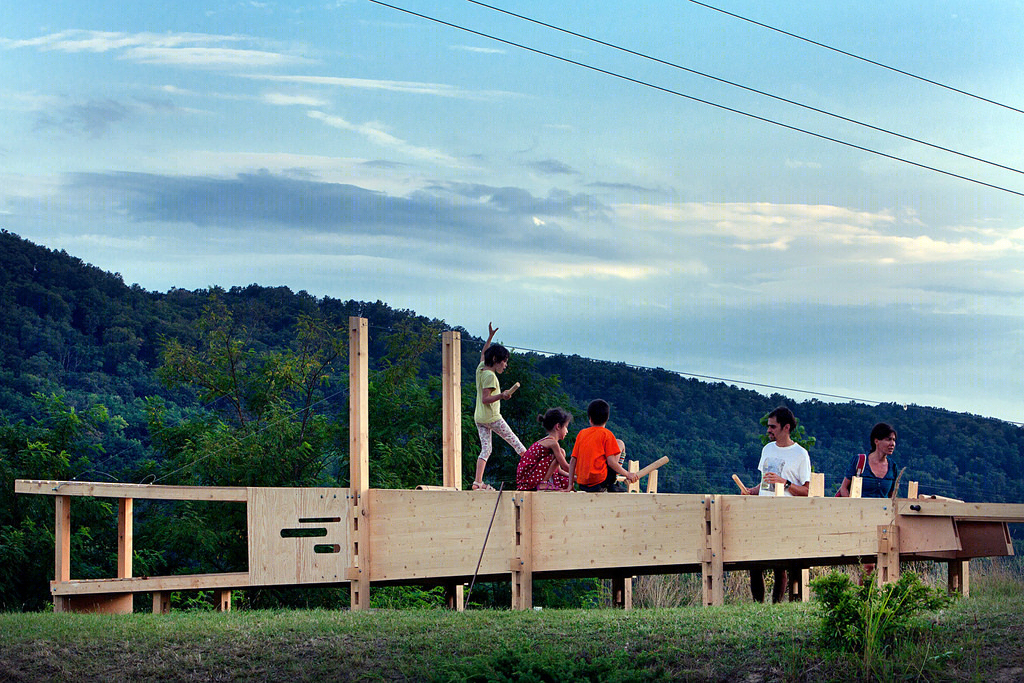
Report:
245,74,516,100
307,110,461,166
262,92,329,106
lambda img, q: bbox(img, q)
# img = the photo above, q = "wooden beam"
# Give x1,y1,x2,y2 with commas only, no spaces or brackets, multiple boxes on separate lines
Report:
849,476,863,499
701,495,724,606
349,317,371,611
907,481,919,499
807,472,825,498
16,479,248,501
898,500,1024,522
153,591,171,614
52,572,250,595
875,525,900,586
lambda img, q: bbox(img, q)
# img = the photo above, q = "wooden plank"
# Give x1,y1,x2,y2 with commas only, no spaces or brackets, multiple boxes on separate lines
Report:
16,479,248,502
720,496,893,563
897,500,1024,522
247,488,351,585
368,490,516,581
349,316,371,610
532,493,707,573
441,330,462,491
54,496,71,613
52,572,250,595
117,498,133,579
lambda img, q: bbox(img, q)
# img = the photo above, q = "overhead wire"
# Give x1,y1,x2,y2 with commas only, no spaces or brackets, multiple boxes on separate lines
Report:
466,0,1024,178
367,0,1024,198
684,0,1024,117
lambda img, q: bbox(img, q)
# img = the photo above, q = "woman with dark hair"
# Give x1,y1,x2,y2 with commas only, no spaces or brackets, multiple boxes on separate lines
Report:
836,422,900,498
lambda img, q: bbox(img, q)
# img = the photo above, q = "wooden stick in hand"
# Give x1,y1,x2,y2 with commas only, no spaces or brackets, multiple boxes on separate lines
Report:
731,474,748,493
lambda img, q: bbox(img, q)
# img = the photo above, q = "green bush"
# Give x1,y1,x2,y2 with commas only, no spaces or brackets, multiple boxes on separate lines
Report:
811,570,951,670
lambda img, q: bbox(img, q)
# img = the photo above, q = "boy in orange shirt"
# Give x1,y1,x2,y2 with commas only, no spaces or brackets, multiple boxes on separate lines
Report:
566,399,639,492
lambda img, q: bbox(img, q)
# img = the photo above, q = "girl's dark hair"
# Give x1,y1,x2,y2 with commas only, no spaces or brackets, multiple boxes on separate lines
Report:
869,422,897,452
538,407,573,432
484,343,509,366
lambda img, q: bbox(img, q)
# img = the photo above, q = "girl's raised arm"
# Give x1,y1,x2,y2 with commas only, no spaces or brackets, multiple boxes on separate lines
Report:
480,322,498,363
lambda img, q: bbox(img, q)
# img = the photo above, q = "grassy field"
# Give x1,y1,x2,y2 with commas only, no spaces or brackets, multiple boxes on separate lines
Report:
2,569,1022,682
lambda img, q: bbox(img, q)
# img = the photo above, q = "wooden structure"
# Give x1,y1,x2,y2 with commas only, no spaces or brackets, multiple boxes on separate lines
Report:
14,318,1024,613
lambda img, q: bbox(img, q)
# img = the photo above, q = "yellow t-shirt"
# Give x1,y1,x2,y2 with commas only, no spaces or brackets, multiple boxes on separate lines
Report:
474,361,501,424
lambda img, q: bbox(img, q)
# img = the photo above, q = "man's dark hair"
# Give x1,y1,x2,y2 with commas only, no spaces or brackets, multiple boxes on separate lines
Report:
483,343,509,366
587,399,610,426
768,406,796,431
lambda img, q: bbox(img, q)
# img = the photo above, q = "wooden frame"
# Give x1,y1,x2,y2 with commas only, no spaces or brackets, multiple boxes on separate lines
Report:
13,317,1024,613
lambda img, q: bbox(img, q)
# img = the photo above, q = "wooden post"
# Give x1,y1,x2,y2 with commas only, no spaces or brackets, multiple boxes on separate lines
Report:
441,331,465,611
948,560,970,596
875,525,900,586
349,317,371,610
612,575,632,609
808,472,825,498
511,492,533,610
646,469,659,494
152,592,171,614
701,495,724,606
217,589,232,612
907,481,919,499
54,495,71,613
626,460,640,493
850,476,863,498
116,497,134,612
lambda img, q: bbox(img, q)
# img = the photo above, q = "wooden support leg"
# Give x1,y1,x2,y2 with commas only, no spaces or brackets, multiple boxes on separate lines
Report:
701,495,724,606
444,584,465,612
611,575,628,609
116,498,134,614
788,568,811,602
153,592,171,614
217,589,232,612
511,493,533,610
948,560,970,597
54,495,71,613
875,525,901,586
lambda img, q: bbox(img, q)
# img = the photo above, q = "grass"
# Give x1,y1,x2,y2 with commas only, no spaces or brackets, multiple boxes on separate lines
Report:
2,567,1022,682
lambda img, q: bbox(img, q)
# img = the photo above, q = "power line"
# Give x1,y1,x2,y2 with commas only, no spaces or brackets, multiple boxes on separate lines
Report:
467,0,1024,178
685,0,1024,116
368,0,1024,198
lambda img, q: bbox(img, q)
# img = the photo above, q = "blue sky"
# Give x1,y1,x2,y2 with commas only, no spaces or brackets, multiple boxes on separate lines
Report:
2,1,1022,424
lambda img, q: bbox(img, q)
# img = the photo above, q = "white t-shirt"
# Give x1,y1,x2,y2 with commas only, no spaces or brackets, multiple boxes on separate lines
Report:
756,441,811,497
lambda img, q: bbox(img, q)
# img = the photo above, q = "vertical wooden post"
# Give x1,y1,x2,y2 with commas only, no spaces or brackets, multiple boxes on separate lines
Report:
117,497,134,612
441,330,465,610
907,481,919,499
349,316,371,611
217,589,232,612
645,469,659,494
54,495,71,613
626,460,640,493
511,492,533,610
850,476,863,498
808,472,825,498
152,592,171,614
948,560,970,596
875,525,900,586
701,495,724,606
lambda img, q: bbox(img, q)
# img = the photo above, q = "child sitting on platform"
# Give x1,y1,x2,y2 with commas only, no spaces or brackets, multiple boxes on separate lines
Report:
516,408,572,491
566,399,638,492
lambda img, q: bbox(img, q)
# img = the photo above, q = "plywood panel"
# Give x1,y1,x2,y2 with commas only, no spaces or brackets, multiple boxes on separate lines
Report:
897,516,960,554
248,488,350,585
721,496,893,563
369,490,515,581
531,493,707,572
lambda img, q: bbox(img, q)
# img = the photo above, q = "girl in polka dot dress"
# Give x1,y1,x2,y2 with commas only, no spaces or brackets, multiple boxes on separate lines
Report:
516,407,572,491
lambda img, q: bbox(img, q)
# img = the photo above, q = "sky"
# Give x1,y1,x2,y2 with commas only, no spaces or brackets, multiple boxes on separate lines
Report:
1,1,1022,424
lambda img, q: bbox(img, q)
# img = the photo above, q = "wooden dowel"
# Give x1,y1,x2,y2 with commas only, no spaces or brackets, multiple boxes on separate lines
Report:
731,474,747,493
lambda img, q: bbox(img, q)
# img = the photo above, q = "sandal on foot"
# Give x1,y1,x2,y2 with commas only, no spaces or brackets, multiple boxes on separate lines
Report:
471,481,495,491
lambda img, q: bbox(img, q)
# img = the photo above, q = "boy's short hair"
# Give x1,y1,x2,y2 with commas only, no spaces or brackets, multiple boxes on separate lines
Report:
587,399,610,426
483,344,509,366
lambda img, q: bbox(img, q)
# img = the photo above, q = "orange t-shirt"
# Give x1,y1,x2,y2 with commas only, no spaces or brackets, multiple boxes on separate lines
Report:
571,425,620,486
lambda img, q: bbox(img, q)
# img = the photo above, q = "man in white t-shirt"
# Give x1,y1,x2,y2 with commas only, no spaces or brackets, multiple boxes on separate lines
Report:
741,406,811,602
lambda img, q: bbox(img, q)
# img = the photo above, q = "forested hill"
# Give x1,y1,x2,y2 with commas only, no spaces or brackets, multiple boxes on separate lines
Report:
2,230,1022,506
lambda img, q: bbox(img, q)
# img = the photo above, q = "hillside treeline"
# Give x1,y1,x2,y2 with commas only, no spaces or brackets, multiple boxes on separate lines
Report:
1,230,1022,610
